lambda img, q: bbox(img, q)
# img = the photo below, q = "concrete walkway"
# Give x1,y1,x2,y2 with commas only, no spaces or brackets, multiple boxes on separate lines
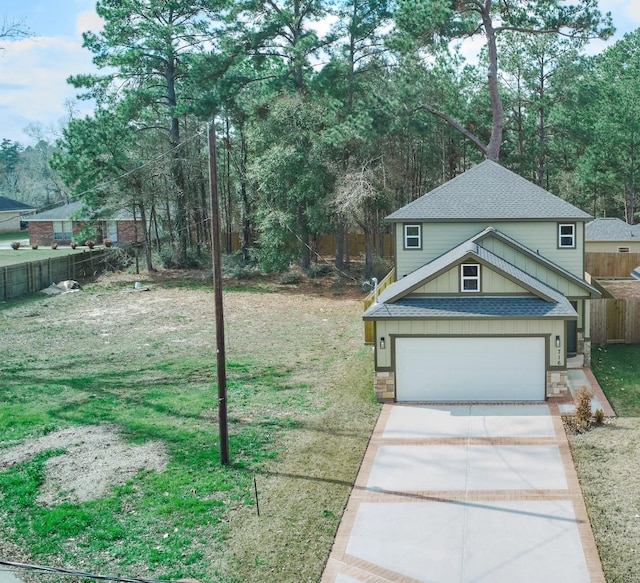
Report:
0,567,22,583
322,401,606,582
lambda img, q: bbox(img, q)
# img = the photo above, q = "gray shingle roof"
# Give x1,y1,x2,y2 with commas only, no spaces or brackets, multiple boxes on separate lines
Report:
0,196,35,212
363,296,576,320
27,201,84,221
28,200,134,221
585,218,640,240
385,160,592,222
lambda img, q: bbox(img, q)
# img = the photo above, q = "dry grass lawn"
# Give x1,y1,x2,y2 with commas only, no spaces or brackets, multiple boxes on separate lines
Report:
569,419,640,582
0,269,380,583
569,344,640,582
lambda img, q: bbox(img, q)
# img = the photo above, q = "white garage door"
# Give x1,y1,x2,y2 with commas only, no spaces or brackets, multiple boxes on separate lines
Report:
395,337,545,402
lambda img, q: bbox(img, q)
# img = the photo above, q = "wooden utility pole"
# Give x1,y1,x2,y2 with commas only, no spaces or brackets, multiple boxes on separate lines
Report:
208,122,229,465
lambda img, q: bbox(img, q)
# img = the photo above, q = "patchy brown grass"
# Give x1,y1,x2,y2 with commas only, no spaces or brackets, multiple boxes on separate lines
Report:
569,420,640,582
0,268,379,583
598,279,640,299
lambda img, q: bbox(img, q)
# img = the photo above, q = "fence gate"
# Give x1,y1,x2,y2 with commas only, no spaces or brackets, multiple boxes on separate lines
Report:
591,298,640,345
606,299,626,343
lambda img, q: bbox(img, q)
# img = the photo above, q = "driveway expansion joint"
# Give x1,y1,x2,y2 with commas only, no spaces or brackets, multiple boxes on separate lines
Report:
322,402,606,583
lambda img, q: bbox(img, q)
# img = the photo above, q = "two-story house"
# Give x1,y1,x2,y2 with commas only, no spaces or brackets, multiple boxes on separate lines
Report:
363,160,601,402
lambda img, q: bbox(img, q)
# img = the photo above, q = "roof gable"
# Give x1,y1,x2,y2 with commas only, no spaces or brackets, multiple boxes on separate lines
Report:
376,239,564,305
386,160,592,222
472,227,601,298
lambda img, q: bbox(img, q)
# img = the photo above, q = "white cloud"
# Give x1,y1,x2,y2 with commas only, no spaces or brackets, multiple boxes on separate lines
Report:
0,36,96,143
75,9,104,38
626,2,640,23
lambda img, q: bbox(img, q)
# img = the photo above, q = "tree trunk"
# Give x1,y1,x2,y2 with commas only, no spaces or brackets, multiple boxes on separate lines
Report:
335,220,345,270
483,11,504,162
298,205,311,270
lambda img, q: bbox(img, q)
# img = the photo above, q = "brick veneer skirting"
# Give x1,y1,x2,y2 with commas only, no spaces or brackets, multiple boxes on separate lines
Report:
374,371,395,402
546,370,569,397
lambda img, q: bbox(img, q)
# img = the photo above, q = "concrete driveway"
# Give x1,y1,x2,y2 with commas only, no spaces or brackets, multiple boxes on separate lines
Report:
322,403,605,582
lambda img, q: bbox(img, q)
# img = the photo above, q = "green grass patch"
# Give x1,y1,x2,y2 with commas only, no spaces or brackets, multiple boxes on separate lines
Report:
0,246,88,267
0,230,26,243
590,344,640,416
0,281,378,582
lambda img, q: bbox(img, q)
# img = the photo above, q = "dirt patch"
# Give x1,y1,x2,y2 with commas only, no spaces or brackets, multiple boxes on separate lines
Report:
598,279,640,299
0,425,167,505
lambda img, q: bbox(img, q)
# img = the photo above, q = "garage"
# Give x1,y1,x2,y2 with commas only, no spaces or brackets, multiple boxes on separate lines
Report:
395,336,546,402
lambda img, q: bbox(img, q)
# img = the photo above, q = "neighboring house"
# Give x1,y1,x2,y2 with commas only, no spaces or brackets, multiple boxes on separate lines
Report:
363,160,601,403
585,217,640,253
26,200,138,247
0,196,36,233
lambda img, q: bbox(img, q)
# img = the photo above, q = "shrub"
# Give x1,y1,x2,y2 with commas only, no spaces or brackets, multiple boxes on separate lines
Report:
594,408,605,424
70,242,77,249
31,243,38,250
51,241,58,249
306,263,333,279
85,240,95,249
574,385,593,431
10,241,20,250
279,272,302,285
561,413,580,434
104,238,113,248
222,250,260,279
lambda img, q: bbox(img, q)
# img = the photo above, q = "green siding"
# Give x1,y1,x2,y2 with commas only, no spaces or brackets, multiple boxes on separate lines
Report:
395,221,585,279
478,233,590,297
414,263,528,295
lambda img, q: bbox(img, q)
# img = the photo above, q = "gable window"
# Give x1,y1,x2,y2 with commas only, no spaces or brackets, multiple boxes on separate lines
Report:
618,246,630,253
461,263,480,292
558,223,575,248
52,220,73,241
404,224,422,249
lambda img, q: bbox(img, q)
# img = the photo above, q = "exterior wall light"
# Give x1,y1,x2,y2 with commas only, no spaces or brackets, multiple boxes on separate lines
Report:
379,337,385,349
555,335,561,348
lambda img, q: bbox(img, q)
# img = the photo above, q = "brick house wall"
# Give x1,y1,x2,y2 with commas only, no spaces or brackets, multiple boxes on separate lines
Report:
29,220,136,247
28,222,55,247
116,221,138,243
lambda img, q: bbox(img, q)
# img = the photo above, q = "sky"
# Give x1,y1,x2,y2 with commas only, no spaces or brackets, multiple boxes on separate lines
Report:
1,0,640,146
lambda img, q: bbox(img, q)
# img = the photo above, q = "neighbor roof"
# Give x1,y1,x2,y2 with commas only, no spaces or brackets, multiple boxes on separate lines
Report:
385,160,592,222
27,201,84,221
0,196,35,212
586,218,640,240
27,200,134,222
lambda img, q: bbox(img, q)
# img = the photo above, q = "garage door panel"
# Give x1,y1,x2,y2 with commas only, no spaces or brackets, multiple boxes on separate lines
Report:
396,337,545,402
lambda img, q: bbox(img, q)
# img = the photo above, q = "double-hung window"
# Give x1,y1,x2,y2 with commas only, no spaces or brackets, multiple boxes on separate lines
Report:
558,223,575,248
404,224,422,249
52,220,73,241
461,263,480,292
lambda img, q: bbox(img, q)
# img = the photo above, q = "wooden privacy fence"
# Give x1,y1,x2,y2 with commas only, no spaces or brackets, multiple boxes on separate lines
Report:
363,269,396,344
591,298,640,345
225,233,394,259
0,250,105,301
586,252,640,278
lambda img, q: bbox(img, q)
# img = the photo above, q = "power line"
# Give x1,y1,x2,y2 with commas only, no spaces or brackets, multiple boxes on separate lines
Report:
0,560,186,583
